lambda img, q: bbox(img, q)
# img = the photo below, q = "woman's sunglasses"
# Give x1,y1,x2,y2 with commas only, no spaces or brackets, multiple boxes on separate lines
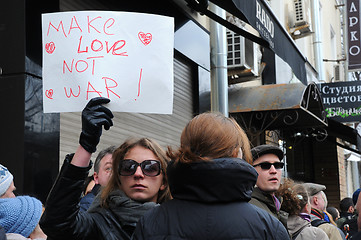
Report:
119,159,161,177
253,162,284,170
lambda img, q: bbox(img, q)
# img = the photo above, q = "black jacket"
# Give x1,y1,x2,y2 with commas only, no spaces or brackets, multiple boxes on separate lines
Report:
40,154,157,240
337,212,358,238
133,158,290,240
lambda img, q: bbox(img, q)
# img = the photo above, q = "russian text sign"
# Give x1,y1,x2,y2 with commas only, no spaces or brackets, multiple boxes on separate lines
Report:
319,81,361,122
42,11,174,113
347,0,361,70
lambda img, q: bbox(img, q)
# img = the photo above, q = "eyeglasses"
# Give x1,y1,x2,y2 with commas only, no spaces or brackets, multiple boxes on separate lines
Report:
119,159,161,177
253,162,284,170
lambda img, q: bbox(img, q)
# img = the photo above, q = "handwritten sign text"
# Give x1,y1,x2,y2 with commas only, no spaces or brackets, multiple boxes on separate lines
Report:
42,11,174,113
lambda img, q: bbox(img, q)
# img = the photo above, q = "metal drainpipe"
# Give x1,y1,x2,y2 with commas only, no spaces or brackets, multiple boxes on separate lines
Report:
342,0,348,82
311,0,325,81
209,3,229,117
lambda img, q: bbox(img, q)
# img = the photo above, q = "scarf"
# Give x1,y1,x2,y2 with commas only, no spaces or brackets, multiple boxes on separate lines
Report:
311,208,325,220
273,195,281,212
299,213,311,222
88,189,158,227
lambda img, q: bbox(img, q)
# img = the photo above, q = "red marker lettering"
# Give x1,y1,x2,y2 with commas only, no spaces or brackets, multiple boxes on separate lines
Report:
104,18,115,35
68,16,82,36
86,82,102,100
87,56,104,75
47,21,67,37
135,68,143,101
75,60,88,73
104,77,120,98
106,40,127,56
64,86,81,98
87,16,101,33
91,39,104,52
63,59,74,73
77,36,88,53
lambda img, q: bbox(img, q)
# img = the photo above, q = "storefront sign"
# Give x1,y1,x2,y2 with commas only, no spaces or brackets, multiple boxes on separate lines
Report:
319,81,361,122
229,0,307,84
347,0,361,70
255,1,275,49
42,11,174,114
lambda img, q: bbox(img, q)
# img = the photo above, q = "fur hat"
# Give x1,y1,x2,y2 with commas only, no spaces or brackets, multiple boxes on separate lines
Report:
0,196,42,238
251,144,284,162
0,164,13,196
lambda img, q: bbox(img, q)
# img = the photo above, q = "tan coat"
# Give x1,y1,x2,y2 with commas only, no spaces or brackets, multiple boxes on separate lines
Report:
317,224,343,240
287,215,329,240
310,209,343,240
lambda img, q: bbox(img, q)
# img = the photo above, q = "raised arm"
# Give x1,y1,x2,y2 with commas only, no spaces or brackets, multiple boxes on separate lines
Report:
40,97,113,240
73,97,114,166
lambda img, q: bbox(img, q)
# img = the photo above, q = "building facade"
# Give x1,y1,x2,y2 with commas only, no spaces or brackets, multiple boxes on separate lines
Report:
218,0,359,207
1,0,359,208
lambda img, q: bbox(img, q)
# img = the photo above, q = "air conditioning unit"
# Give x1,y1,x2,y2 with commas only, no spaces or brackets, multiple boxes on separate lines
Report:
293,0,312,34
227,30,259,84
334,64,344,81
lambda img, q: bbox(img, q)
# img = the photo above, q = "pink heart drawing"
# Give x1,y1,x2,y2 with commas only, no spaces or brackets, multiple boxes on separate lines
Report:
45,89,54,99
138,32,152,46
45,42,56,54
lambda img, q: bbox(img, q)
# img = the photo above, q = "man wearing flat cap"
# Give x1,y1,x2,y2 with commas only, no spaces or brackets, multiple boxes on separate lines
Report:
250,144,288,228
304,182,343,240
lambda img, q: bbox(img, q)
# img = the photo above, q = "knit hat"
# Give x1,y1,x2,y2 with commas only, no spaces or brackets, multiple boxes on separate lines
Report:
0,164,13,196
353,188,361,205
0,196,42,237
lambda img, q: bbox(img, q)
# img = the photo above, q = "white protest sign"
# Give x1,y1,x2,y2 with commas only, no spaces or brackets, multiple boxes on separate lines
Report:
42,11,174,114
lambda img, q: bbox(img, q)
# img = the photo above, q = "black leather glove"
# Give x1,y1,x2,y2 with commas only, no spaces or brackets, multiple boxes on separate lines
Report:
79,97,114,153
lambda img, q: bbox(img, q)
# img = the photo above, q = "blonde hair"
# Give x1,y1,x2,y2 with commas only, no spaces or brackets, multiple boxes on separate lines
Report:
167,112,252,164
324,211,337,226
101,138,171,207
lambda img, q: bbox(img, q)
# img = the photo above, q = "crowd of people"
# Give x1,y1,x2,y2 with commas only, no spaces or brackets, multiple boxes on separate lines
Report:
1,97,361,239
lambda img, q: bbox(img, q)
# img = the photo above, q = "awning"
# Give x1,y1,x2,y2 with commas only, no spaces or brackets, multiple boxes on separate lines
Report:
229,83,327,130
228,83,361,152
344,150,361,162
327,118,361,153
184,0,307,84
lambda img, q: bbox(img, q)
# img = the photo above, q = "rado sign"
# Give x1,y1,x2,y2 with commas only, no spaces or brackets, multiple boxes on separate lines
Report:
255,1,275,49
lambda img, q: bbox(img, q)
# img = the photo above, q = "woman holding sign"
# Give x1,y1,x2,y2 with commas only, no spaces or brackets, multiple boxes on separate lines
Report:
39,97,171,240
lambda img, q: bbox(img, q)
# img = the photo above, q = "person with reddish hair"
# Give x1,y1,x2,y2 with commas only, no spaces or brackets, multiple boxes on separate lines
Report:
133,112,289,239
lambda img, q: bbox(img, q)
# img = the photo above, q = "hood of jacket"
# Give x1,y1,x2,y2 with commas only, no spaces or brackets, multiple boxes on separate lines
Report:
287,215,310,237
167,158,258,203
